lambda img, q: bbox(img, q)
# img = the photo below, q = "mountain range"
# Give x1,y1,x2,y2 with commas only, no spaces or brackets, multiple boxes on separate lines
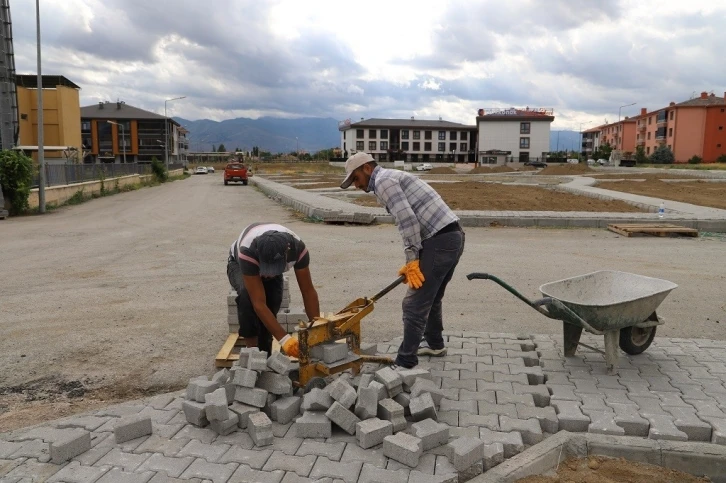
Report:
175,116,583,154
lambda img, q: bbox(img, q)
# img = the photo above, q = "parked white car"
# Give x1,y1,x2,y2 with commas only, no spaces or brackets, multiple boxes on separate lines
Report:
195,166,208,174
206,166,215,173
415,163,433,171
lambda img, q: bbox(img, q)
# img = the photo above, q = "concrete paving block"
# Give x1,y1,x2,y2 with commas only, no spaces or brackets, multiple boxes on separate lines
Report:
308,455,363,482
193,380,221,403
368,380,388,402
49,428,91,464
268,351,292,374
113,415,153,444
398,368,432,391
356,417,394,449
410,379,445,406
378,398,404,421
262,392,278,418
439,398,477,414
233,367,259,388
583,410,626,436
509,365,545,384
606,403,650,437
312,342,349,364
700,416,726,444
511,383,551,407
229,402,259,429
355,384,379,420
249,412,274,446
297,411,332,438
357,373,375,390
410,393,438,422
478,428,524,458
204,388,231,421
496,391,535,407
212,368,231,385
460,412,500,431
375,367,403,397
326,401,361,435
383,432,422,467
661,406,712,441
548,384,581,402
393,392,411,415
210,412,240,436
235,386,270,408
552,400,590,432
408,470,457,483
248,351,270,371
483,442,505,471
499,416,543,445
182,400,208,427
257,371,293,395
515,404,559,434
446,437,484,472
411,418,449,451
271,396,302,424
303,388,334,411
476,402,517,418
391,416,407,433
325,378,357,408
360,343,378,356
645,414,689,441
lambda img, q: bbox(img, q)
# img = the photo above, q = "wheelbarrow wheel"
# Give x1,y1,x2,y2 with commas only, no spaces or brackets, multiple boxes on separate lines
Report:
619,326,656,355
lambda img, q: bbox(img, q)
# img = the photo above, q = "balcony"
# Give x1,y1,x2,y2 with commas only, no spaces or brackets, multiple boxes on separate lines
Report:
637,124,646,131
656,113,668,125
636,138,645,146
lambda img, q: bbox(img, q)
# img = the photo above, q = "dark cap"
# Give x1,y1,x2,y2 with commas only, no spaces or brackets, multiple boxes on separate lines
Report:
257,231,290,276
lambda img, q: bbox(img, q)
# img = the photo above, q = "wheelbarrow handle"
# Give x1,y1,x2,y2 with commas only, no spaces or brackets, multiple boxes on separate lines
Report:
467,272,551,318
370,275,406,302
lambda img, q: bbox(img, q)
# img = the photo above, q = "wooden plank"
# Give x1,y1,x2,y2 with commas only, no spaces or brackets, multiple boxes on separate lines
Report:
607,223,698,238
215,333,244,368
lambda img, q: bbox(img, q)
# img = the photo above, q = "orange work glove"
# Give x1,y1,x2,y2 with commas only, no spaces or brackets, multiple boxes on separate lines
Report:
279,335,300,358
398,260,425,289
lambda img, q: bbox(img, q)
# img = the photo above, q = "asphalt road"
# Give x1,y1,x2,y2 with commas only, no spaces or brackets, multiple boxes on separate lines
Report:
2,172,725,399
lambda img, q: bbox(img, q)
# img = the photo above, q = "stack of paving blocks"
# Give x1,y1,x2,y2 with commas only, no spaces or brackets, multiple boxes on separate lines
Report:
227,275,306,334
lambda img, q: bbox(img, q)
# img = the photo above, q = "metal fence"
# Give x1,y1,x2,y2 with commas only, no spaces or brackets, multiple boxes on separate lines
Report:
32,163,152,188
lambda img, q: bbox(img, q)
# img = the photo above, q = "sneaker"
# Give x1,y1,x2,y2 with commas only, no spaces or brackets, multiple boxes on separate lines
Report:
417,341,447,357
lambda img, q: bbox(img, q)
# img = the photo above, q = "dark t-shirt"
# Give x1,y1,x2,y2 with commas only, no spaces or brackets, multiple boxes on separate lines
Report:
229,223,310,276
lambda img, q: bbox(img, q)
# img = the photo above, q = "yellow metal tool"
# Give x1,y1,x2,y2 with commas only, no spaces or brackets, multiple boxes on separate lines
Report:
295,276,405,391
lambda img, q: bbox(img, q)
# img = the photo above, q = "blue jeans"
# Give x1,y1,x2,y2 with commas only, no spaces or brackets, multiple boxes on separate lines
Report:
395,226,465,368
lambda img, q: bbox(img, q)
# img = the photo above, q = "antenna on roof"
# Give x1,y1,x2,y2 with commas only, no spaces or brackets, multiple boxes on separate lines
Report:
438,116,442,121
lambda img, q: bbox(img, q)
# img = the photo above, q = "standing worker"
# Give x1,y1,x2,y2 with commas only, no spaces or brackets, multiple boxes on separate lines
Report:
227,223,320,358
341,153,465,368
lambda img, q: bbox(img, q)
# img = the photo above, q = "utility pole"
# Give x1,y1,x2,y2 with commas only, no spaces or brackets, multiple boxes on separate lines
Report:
35,0,46,213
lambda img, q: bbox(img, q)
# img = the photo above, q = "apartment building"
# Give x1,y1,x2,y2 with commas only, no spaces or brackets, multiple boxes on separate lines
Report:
80,101,187,164
581,128,600,157
476,107,554,165
15,75,82,162
338,118,477,163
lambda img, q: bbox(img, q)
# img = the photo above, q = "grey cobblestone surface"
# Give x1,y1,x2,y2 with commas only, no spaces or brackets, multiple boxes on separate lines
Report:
3,332,726,481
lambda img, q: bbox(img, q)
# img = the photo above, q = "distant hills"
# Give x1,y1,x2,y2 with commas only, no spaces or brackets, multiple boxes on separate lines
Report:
175,115,583,154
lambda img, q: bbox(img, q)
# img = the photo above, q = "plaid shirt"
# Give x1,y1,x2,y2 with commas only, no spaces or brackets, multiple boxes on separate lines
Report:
369,166,458,262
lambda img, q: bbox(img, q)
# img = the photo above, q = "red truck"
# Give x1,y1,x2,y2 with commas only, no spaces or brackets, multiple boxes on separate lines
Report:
224,163,249,185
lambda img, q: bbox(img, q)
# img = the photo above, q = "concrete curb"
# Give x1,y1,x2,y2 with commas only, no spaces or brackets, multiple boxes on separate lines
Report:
251,176,726,232
473,431,726,483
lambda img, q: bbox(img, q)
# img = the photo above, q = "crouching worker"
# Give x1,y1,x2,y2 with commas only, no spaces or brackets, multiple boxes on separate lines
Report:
227,223,320,358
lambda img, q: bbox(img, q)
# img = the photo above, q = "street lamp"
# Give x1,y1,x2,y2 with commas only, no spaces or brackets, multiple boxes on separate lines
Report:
164,96,186,171
35,0,46,213
295,137,299,154
107,120,126,164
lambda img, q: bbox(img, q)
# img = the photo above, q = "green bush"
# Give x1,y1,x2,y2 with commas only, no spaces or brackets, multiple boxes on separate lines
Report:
688,155,703,165
649,145,674,165
635,146,648,164
717,154,726,164
0,150,34,215
150,157,168,183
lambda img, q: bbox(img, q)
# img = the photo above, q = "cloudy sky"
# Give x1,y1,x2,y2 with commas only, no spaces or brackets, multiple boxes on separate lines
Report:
12,0,726,129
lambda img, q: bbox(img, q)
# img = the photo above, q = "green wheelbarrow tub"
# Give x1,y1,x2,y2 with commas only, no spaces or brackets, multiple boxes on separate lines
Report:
539,270,678,332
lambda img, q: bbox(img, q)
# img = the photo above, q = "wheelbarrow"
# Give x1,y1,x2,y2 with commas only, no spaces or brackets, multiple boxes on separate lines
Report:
467,270,678,373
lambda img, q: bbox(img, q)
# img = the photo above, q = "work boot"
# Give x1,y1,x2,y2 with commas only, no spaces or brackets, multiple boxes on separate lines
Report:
417,341,447,357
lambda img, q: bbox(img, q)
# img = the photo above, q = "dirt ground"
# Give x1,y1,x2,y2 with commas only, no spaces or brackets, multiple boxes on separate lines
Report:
428,167,457,174
516,455,709,483
2,174,725,432
470,165,535,174
591,173,702,180
596,179,726,210
538,164,594,176
353,181,644,212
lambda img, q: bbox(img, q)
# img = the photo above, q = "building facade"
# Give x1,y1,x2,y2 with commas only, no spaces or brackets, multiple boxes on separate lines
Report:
476,108,554,165
338,118,477,163
80,101,187,164
16,75,82,162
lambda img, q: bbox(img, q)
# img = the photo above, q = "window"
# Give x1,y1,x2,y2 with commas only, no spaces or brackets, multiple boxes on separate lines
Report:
438,131,446,140
460,142,467,152
356,129,364,139
449,142,457,152
380,129,389,139
519,137,530,148
647,132,651,140
369,130,377,139
669,128,673,137
438,142,445,152
424,142,432,151
520,122,531,134
450,131,457,141
402,130,409,139
719,126,724,130
460,131,468,140
413,130,420,139
413,142,420,151
519,152,530,163
369,141,377,150
670,111,674,120
648,117,652,125
380,141,388,150
402,142,409,150
81,121,91,131
356,141,364,150
646,146,650,154
424,131,432,140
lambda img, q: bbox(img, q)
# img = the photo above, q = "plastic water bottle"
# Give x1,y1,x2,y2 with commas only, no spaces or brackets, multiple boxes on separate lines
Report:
658,202,665,219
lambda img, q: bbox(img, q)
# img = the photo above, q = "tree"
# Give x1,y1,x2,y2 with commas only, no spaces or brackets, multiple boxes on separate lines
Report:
592,142,613,161
212,144,216,152
0,150,34,215
252,146,260,157
217,144,227,153
649,145,674,165
635,146,648,164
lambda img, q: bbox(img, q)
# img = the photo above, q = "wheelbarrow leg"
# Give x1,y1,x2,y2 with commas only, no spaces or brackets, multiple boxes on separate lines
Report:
563,322,582,357
603,330,620,374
